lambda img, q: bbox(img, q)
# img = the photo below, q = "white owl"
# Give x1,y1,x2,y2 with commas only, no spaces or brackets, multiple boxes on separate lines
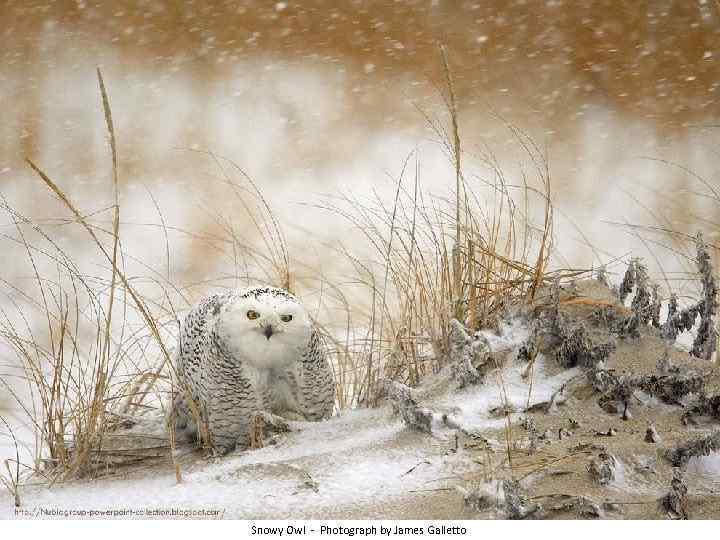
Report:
170,285,335,453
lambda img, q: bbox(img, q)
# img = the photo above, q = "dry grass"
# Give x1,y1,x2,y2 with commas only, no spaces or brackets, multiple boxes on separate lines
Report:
0,71,180,482
0,57,561,489
319,86,556,408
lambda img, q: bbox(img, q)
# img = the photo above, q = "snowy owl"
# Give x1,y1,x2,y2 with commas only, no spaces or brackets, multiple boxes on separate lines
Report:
169,285,335,453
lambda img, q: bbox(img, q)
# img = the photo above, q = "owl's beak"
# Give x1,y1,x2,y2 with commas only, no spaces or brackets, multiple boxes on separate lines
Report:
263,324,274,340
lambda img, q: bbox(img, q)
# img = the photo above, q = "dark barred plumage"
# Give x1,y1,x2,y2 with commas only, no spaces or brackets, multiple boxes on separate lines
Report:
236,286,296,301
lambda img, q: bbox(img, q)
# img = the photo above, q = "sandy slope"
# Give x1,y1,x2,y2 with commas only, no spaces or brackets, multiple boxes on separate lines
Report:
1,320,570,519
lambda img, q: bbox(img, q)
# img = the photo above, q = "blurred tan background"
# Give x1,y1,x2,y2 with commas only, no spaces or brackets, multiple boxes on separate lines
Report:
2,1,719,268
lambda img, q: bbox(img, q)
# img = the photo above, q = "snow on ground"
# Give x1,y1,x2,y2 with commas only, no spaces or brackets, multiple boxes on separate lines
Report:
434,354,579,433
686,453,720,482
0,408,453,519
435,319,581,433
0,317,589,519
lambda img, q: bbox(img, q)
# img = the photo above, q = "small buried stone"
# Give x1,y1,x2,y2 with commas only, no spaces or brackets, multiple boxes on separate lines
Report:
587,452,617,485
558,427,573,441
594,427,617,437
645,424,660,443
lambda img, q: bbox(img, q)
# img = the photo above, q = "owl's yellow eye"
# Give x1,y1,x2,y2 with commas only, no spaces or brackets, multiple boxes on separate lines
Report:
280,314,293,322
247,310,260,320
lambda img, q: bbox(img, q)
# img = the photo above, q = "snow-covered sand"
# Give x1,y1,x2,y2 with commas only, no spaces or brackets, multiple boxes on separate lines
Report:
1,319,576,519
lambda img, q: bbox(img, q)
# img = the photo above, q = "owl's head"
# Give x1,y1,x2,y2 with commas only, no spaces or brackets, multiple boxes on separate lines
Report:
214,285,312,370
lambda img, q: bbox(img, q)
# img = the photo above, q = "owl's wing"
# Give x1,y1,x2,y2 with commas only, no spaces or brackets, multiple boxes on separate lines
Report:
296,327,336,420
174,292,231,386
170,292,233,436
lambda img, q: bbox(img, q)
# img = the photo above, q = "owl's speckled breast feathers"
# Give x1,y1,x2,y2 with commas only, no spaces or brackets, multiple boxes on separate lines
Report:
169,286,335,453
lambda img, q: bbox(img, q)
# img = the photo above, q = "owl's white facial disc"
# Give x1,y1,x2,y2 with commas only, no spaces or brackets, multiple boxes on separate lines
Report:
216,286,312,371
